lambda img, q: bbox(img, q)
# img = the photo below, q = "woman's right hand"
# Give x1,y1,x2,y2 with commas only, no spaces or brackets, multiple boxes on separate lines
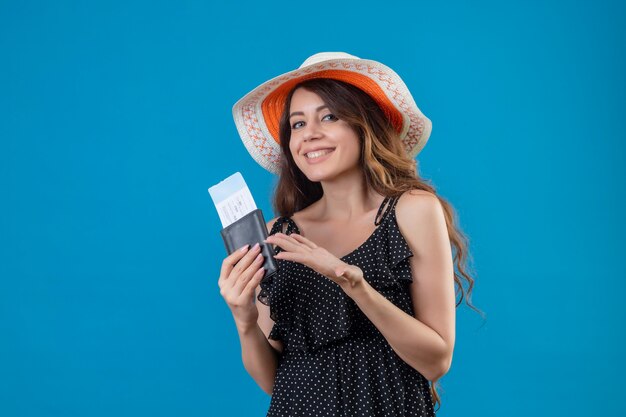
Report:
218,242,266,331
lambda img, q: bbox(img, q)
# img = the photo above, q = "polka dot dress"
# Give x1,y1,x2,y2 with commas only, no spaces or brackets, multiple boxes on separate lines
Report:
258,195,436,417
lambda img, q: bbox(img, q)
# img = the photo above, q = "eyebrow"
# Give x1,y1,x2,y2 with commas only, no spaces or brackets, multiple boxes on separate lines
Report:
289,105,330,119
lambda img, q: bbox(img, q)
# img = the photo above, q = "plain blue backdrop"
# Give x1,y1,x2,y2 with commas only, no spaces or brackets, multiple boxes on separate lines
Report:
1,0,624,416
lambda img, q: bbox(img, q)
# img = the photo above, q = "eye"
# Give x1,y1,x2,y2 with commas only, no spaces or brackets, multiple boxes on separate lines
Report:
322,114,338,122
291,121,305,130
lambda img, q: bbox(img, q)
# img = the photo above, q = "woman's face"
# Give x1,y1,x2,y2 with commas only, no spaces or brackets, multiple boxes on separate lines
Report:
287,87,361,183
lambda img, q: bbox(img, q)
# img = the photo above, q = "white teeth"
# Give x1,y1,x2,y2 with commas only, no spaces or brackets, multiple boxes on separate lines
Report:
305,149,334,159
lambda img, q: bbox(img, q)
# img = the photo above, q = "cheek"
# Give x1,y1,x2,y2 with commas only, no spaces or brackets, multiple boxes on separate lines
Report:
287,139,306,170
288,140,299,161
342,131,362,159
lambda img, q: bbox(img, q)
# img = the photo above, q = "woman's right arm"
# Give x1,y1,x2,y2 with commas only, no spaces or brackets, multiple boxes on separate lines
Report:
235,316,279,395
218,218,282,396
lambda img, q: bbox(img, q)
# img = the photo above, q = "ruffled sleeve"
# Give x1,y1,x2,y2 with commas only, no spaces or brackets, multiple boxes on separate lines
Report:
386,209,415,284
256,216,356,353
267,268,355,353
256,217,292,347
256,217,292,308
361,208,414,292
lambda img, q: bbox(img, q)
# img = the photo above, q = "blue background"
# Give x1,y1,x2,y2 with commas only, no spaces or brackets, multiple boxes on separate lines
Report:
1,0,624,416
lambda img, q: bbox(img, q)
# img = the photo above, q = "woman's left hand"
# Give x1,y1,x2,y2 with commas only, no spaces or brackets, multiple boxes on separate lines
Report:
264,233,365,290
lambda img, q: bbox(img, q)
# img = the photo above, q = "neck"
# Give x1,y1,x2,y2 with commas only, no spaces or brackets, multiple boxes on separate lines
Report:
316,168,383,221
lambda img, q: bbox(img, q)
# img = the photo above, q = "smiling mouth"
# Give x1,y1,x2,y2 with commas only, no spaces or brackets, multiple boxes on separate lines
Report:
304,148,335,159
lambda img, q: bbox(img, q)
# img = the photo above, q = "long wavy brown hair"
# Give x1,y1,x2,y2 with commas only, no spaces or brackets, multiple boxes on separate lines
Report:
272,78,483,412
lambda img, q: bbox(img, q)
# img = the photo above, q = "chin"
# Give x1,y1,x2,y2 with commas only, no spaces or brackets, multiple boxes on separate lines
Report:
302,167,346,183
302,171,330,183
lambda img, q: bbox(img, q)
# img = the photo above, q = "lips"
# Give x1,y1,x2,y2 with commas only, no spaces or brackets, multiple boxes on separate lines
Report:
302,148,335,165
303,148,335,159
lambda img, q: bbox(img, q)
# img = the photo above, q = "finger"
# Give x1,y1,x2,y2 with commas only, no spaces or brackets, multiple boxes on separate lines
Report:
233,252,264,292
335,266,347,277
220,244,251,279
273,251,307,264
227,243,262,281
335,265,361,287
268,232,301,244
289,233,318,249
240,266,266,300
266,233,305,253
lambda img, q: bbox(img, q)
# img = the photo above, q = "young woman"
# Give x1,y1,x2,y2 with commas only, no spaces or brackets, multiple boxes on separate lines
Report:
218,52,480,416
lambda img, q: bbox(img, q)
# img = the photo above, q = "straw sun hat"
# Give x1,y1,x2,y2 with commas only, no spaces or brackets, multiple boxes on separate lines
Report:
232,52,432,174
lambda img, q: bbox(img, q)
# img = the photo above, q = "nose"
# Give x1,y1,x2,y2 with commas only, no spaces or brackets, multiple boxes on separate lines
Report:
302,120,322,142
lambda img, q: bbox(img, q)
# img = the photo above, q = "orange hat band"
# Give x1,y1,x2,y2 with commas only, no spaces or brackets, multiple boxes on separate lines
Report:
261,70,405,145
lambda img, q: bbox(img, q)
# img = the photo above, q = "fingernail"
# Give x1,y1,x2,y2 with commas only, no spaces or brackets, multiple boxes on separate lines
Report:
239,244,249,252
253,242,260,250
255,253,263,262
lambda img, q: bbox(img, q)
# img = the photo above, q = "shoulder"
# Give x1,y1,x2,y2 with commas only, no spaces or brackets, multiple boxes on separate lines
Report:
395,190,448,255
396,189,443,221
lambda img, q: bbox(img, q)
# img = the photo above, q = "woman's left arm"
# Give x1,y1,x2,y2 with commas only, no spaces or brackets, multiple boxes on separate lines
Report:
346,191,456,382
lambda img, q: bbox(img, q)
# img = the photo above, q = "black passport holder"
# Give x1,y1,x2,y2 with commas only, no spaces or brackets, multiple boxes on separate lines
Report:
220,209,278,279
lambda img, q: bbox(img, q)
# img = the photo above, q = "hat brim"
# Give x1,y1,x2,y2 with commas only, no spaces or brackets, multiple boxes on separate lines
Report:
233,58,432,174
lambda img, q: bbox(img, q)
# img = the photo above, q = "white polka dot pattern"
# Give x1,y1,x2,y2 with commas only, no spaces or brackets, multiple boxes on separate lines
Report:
259,195,436,416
